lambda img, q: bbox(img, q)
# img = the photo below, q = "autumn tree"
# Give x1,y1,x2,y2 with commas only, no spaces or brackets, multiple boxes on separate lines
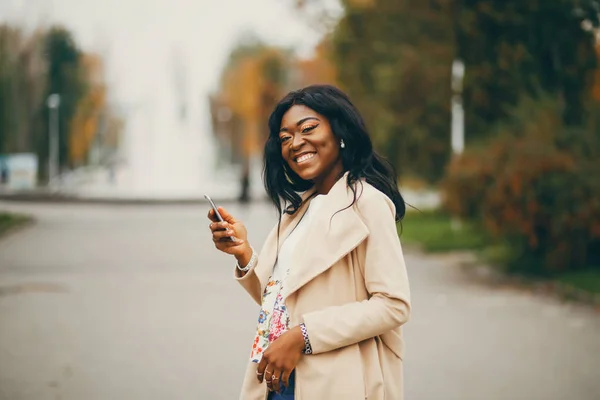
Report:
69,53,107,166
0,23,118,181
211,37,291,164
293,37,338,87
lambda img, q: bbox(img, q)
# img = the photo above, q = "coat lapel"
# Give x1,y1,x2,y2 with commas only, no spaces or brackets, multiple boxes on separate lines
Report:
253,189,317,292
281,174,369,300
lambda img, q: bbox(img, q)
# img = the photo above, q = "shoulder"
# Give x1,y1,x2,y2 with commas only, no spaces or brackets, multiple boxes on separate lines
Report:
352,181,396,222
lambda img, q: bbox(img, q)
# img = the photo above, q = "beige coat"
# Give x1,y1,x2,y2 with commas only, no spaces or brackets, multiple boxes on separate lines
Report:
234,174,411,400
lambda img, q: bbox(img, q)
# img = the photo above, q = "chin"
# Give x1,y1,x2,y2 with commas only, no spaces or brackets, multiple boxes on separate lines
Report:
292,166,320,182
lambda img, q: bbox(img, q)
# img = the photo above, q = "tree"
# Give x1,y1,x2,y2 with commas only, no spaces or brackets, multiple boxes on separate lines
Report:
212,37,291,161
293,37,338,87
328,0,454,182
593,34,600,102
455,0,600,134
41,26,87,173
68,53,106,166
0,26,47,155
210,36,292,201
0,23,117,182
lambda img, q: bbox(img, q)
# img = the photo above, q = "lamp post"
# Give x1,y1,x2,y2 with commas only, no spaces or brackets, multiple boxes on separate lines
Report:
451,59,465,231
47,93,61,186
451,59,465,156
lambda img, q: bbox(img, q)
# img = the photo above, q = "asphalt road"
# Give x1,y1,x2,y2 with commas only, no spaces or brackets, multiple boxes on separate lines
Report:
0,201,599,400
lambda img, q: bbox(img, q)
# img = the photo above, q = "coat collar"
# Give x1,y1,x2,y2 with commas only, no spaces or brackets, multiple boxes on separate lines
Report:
254,172,369,299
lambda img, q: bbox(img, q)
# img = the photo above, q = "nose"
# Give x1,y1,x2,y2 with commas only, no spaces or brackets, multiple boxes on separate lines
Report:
290,133,305,150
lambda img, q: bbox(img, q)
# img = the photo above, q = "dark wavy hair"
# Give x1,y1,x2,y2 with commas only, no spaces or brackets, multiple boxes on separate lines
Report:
263,84,406,222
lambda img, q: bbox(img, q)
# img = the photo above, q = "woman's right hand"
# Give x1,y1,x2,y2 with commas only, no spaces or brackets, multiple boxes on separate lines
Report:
207,206,251,260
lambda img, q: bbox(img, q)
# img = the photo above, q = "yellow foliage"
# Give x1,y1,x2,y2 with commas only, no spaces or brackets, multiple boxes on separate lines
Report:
69,53,106,166
295,39,338,86
213,37,338,159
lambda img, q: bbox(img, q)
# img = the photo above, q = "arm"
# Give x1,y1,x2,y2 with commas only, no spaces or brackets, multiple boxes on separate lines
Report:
300,191,411,355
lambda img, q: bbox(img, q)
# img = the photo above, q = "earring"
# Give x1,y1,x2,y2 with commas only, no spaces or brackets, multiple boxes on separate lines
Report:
340,139,346,149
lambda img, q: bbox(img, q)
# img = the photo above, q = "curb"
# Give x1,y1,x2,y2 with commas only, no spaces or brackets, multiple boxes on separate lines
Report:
0,215,35,240
462,261,600,309
410,247,600,309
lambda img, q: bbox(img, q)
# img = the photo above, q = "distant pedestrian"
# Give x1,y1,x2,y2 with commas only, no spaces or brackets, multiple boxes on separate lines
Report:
0,158,8,185
208,85,411,400
239,161,251,204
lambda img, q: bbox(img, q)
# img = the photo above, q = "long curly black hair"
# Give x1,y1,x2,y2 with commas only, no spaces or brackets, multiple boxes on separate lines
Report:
263,84,405,222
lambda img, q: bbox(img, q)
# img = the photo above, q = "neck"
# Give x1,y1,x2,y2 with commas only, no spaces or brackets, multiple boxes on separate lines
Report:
313,163,345,195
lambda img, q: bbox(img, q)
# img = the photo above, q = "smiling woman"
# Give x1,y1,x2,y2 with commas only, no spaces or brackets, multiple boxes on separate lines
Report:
208,85,410,400
277,105,343,194
264,85,406,219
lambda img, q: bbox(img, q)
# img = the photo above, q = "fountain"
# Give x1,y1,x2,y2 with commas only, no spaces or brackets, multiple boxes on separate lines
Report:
79,50,240,201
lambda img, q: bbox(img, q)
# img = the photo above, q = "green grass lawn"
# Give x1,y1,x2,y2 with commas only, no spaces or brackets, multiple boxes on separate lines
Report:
398,210,489,252
556,269,600,295
399,210,600,296
0,212,32,237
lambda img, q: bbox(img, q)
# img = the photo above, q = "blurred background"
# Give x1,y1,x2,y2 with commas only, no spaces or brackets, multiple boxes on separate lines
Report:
1,0,600,399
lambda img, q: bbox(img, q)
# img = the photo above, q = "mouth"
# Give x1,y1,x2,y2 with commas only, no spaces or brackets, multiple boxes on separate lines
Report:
294,152,316,164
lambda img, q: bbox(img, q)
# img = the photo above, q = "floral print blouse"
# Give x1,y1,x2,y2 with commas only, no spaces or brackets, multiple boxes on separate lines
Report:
250,195,323,363
250,278,290,363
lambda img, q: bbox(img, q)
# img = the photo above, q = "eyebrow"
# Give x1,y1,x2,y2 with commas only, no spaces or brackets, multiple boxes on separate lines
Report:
279,117,320,133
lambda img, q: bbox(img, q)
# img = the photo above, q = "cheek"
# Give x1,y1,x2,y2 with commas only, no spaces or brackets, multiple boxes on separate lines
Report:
281,146,292,166
321,141,340,161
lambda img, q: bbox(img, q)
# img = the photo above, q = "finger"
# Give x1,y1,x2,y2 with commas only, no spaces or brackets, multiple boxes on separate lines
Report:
207,209,219,223
209,221,229,233
256,358,267,383
212,228,235,240
212,233,243,244
216,207,237,224
280,369,292,391
271,368,283,393
264,365,274,391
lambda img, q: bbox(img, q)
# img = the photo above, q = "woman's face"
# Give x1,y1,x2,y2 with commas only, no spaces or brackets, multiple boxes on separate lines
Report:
279,104,343,192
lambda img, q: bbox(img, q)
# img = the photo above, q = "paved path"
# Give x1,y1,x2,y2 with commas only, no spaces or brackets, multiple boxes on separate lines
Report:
0,201,599,400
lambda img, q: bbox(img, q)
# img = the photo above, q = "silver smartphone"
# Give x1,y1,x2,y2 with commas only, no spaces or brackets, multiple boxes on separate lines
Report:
204,194,235,241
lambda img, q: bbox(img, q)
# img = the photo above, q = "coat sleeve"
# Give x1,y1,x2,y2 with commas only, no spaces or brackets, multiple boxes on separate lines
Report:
300,191,411,355
233,259,262,305
233,222,280,306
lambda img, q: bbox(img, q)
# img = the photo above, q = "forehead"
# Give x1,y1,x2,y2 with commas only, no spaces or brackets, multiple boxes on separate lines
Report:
280,104,321,127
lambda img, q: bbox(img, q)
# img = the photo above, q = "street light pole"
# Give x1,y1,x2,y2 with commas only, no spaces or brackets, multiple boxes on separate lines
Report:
451,59,465,231
47,93,60,186
451,59,465,156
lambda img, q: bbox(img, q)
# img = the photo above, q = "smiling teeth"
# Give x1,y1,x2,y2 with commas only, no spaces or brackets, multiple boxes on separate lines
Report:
297,153,315,163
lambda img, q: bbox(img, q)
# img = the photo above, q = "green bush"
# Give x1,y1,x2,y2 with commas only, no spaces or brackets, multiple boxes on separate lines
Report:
442,97,600,274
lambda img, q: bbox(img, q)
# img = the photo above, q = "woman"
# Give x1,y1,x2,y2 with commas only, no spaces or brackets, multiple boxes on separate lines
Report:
208,85,411,400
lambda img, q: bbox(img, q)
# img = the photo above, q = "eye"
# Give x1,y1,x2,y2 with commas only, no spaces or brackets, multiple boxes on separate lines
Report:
301,124,318,134
279,136,291,144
